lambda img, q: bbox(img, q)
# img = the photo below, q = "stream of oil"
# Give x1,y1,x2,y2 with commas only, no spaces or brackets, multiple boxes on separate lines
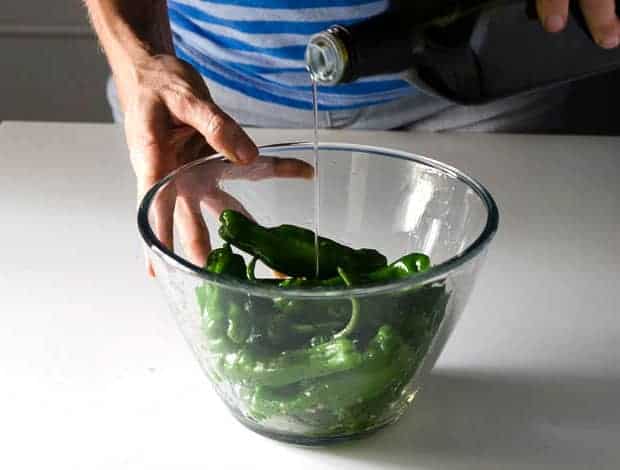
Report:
311,78,320,279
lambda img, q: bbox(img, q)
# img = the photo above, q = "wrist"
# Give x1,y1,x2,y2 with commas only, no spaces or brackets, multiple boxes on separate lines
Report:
85,0,174,99
107,34,175,109
110,42,158,85
106,20,174,84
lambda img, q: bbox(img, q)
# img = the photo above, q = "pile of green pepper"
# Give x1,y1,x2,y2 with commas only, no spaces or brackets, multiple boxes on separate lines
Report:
195,210,449,437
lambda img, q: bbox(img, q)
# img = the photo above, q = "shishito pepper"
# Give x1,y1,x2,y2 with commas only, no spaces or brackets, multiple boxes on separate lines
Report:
267,313,344,347
276,252,431,289
220,336,362,387
366,252,430,282
401,283,450,347
272,253,432,342
193,214,450,438
205,242,246,279
218,209,387,279
195,244,250,349
250,325,415,419
245,257,281,286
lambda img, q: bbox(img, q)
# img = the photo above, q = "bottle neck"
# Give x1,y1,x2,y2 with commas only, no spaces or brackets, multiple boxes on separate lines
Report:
305,26,351,84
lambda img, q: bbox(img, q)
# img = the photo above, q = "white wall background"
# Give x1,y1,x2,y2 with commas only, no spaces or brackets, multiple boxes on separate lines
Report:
1,0,112,122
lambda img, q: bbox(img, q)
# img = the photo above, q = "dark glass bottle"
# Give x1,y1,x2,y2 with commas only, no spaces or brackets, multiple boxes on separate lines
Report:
305,0,620,104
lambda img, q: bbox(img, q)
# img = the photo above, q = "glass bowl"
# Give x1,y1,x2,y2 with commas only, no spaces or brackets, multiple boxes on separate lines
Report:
138,142,498,446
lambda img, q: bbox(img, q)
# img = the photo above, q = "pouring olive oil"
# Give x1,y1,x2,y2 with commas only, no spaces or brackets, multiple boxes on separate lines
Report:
311,78,321,279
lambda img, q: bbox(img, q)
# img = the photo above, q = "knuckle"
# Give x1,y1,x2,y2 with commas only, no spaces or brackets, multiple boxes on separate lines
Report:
164,82,193,105
205,111,230,138
164,83,209,118
182,91,202,112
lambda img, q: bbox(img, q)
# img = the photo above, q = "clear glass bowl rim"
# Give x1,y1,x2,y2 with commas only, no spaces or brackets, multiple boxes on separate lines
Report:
138,142,499,299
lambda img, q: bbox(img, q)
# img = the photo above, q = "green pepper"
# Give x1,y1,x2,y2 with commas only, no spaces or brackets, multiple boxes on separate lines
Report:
197,282,239,355
277,277,344,289
332,267,361,339
218,209,387,279
325,381,406,435
268,296,352,348
348,280,445,349
195,244,250,350
298,325,414,410
267,313,344,347
205,243,246,278
195,214,450,437
366,253,430,282
274,255,432,343
227,302,251,344
250,325,415,419
276,252,431,289
246,257,258,281
220,336,362,387
401,283,449,349
245,257,280,286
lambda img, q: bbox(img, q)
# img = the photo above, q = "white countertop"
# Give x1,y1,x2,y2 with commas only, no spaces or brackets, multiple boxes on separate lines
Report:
1,121,618,469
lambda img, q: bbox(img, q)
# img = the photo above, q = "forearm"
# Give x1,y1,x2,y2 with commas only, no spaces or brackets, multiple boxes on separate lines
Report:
84,0,174,102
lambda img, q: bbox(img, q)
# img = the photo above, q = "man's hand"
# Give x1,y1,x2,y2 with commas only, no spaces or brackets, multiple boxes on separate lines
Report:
118,54,258,275
121,56,314,277
537,0,620,48
84,0,259,275
122,55,258,198
121,55,258,275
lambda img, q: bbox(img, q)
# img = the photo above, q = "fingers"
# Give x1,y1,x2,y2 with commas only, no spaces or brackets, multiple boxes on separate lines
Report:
203,187,253,222
218,157,314,181
125,99,177,276
151,184,177,252
165,92,259,165
125,99,171,197
175,196,211,268
121,56,257,277
537,0,620,48
146,185,176,277
270,157,315,179
579,0,620,48
536,0,569,32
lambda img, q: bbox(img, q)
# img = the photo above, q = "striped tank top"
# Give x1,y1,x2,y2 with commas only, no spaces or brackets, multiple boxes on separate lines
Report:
167,0,417,112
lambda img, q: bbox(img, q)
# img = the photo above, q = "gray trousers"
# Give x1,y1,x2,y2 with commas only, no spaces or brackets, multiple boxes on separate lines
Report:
107,75,569,133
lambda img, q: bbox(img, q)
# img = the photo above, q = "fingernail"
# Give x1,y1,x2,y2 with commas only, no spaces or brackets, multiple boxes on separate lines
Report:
234,139,258,163
544,15,565,33
599,35,620,49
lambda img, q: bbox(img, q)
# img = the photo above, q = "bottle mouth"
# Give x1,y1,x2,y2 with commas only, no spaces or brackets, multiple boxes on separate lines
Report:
305,29,349,85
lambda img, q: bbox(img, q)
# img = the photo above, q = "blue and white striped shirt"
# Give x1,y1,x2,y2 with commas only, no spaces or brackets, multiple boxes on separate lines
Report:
167,0,416,111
